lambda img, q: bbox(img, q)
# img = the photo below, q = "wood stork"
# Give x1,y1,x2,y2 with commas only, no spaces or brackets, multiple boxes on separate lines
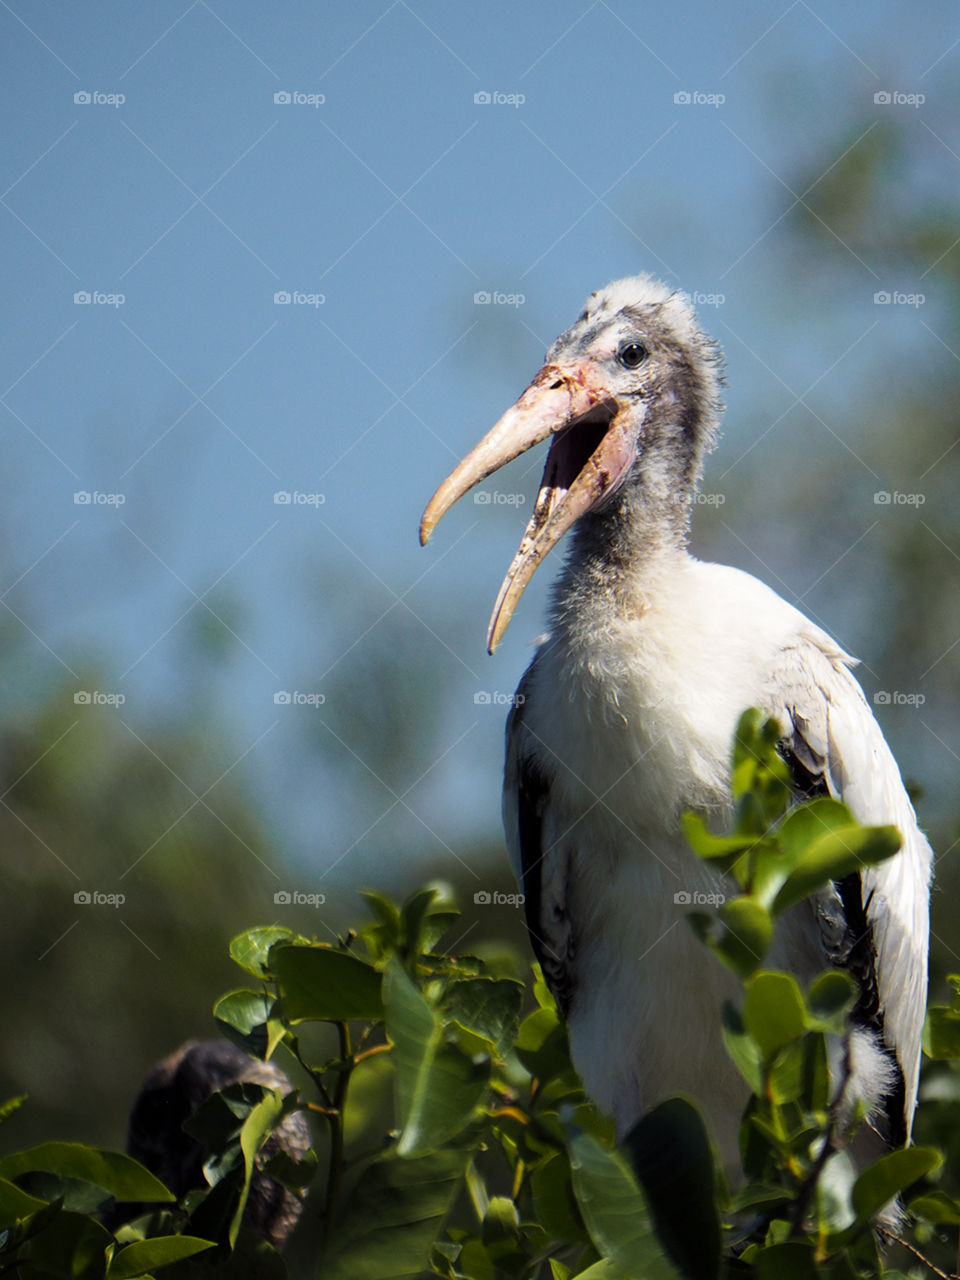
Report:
126,1040,310,1248
420,274,932,1166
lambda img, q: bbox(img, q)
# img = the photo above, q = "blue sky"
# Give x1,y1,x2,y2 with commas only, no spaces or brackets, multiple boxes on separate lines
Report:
1,1,955,889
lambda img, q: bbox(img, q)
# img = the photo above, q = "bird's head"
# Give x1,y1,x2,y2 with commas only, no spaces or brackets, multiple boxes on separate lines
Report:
420,273,724,652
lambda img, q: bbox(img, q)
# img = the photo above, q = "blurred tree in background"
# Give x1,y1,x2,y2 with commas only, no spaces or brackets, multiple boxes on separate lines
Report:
2,101,958,1189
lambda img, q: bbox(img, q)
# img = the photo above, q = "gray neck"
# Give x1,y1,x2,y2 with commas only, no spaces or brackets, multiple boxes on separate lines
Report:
548,412,703,633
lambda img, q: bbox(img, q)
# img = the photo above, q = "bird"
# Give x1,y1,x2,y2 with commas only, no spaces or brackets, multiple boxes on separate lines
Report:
124,1039,311,1250
419,272,932,1170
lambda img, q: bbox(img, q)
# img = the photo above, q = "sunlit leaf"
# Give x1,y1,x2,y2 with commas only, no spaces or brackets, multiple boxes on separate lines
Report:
271,943,384,1022
108,1234,216,1277
0,1143,173,1203
384,959,489,1157
568,1130,682,1279
743,972,807,1058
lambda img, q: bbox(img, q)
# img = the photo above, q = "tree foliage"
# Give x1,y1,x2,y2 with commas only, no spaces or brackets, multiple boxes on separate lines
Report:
1,713,958,1278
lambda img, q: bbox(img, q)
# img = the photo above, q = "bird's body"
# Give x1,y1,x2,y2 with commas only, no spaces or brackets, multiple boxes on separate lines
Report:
421,273,932,1164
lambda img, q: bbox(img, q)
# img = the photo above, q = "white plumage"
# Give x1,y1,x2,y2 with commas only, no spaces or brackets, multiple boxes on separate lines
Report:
421,274,932,1165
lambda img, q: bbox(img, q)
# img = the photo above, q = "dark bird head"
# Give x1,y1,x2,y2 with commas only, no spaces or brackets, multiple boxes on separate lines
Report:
126,1039,311,1251
420,274,724,650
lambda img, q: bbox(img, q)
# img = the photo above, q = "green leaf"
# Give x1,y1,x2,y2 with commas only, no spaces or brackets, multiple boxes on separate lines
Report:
752,1241,819,1279
108,1235,216,1278
16,1207,115,1278
439,978,524,1057
923,1005,960,1059
481,1195,519,1244
323,1148,467,1280
568,1130,683,1280
384,959,490,1157
572,1263,632,1279
515,1006,574,1085
720,1001,764,1094
229,926,299,979
0,1175,48,1225
230,1088,288,1247
801,1030,830,1113
850,1147,941,1223
689,897,773,978
807,971,857,1029
622,1098,720,1280
456,1238,496,1279
908,1188,960,1224
743,972,807,1058
772,823,900,914
0,1143,174,1203
214,989,273,1056
769,1039,805,1105
271,943,384,1022
680,811,758,863
532,1154,589,1244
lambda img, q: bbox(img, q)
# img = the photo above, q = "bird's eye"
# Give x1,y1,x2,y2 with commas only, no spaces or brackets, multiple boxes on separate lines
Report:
617,342,647,370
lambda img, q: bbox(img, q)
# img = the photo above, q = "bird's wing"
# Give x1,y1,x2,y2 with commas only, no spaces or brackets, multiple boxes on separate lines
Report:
503,655,577,1016
761,627,933,1138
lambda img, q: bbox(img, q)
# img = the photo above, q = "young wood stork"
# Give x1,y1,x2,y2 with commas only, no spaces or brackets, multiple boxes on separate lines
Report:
420,274,932,1164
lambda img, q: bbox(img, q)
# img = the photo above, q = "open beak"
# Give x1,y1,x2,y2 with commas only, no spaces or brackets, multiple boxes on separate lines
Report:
420,361,634,652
